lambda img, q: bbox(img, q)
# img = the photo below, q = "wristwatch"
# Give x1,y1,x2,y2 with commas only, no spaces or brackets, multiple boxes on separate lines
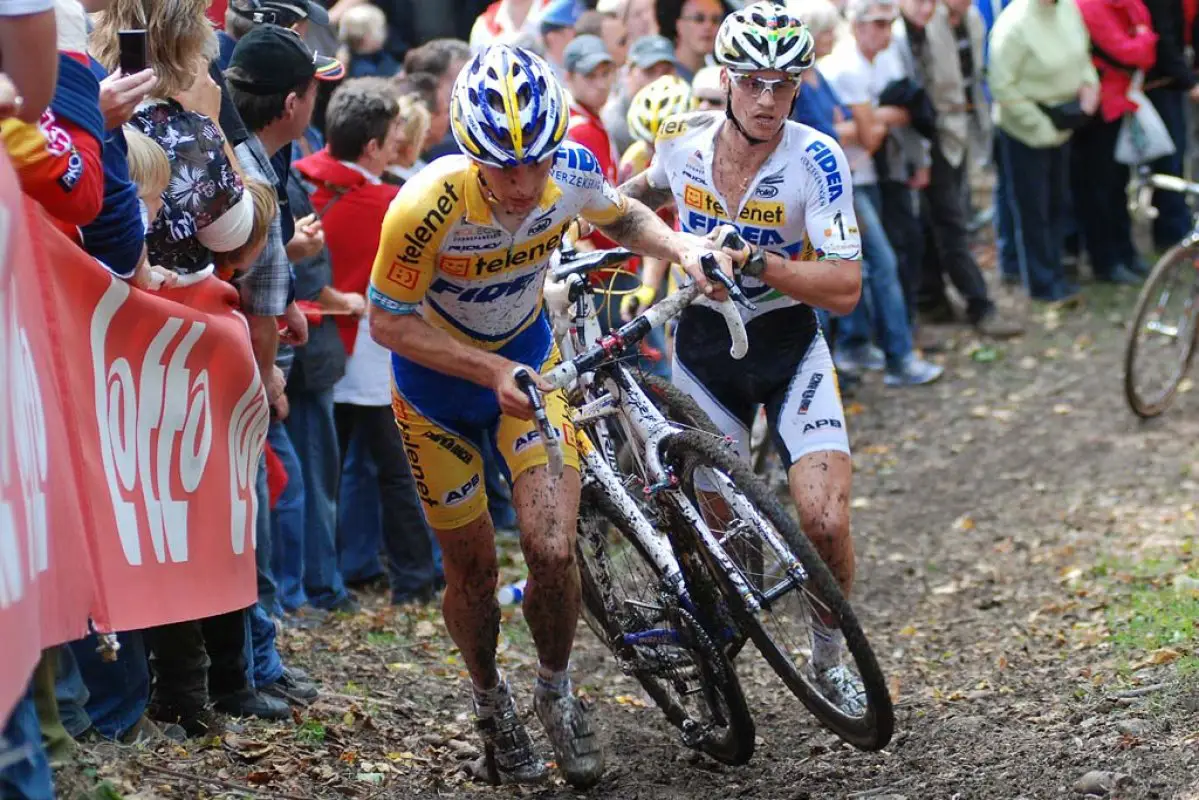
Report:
741,247,768,279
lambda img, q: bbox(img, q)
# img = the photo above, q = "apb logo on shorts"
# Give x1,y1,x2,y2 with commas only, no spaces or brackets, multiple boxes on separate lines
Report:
798,373,823,415
444,474,481,506
513,429,541,453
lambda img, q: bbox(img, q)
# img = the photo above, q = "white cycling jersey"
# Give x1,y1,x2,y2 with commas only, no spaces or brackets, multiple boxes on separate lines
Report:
643,111,862,321
644,111,862,468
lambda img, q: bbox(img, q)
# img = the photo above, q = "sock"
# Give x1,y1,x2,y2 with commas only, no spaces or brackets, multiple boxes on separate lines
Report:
472,672,507,718
810,623,844,671
535,664,572,697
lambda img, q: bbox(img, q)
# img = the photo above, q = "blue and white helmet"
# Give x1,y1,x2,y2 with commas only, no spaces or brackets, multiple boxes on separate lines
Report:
450,45,570,168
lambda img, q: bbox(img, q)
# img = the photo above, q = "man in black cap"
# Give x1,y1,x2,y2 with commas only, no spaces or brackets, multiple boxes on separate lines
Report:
222,0,330,67
225,23,347,704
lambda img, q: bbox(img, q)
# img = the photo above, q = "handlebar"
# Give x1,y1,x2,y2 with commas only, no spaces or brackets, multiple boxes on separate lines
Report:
526,253,751,477
513,367,565,476
1129,166,1199,221
551,246,636,282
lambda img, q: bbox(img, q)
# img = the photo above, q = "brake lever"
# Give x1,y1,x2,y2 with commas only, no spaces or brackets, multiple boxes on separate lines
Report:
701,252,757,312
512,367,565,477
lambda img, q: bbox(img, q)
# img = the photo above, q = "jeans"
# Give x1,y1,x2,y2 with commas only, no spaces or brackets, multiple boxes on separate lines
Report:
993,137,1020,282
144,611,249,717
995,130,1072,300
266,420,309,611
1071,117,1138,277
339,432,445,591
67,632,148,740
335,403,439,602
245,604,283,688
1147,87,1191,248
255,449,280,617
285,389,349,610
338,430,386,583
879,181,924,323
919,146,994,322
837,183,914,369
52,647,90,739
0,687,53,800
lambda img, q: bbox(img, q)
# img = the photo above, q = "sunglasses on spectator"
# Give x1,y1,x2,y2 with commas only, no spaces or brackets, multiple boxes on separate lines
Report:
680,11,724,24
730,71,800,97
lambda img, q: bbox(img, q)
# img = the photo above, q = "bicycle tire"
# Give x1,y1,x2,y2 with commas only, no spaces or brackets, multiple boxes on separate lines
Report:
575,486,756,765
659,430,894,751
1124,242,1199,418
637,373,723,437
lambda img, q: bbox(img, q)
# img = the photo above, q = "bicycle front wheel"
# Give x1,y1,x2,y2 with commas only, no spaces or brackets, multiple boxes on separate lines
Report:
1124,242,1199,418
659,430,894,751
575,486,756,765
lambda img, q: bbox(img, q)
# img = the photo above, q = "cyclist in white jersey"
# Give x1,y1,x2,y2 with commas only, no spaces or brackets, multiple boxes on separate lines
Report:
621,1,868,711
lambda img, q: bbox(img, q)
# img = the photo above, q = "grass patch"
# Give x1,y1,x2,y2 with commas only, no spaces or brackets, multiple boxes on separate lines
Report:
366,631,399,647
295,720,327,745
1095,554,1199,674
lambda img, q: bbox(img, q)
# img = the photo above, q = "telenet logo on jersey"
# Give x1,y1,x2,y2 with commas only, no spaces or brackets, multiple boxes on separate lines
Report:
682,185,786,226
436,223,569,280
394,180,461,267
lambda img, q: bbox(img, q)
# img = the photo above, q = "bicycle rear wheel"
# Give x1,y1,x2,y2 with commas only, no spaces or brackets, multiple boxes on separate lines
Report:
1124,242,1199,418
575,486,755,765
659,430,894,751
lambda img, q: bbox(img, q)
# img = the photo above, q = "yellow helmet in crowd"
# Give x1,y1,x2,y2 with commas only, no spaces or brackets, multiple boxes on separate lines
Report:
626,75,698,145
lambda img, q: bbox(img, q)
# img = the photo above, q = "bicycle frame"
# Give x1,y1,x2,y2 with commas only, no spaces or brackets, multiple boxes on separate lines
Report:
544,264,805,646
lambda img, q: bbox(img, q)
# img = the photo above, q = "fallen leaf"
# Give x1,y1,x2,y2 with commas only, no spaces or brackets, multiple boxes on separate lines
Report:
953,514,975,532
1053,404,1073,415
613,694,648,708
898,625,918,637
246,770,275,785
414,620,437,638
1132,648,1181,669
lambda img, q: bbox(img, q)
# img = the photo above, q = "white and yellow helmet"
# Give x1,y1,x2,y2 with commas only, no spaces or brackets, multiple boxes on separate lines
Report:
627,75,698,144
450,45,570,168
714,1,816,75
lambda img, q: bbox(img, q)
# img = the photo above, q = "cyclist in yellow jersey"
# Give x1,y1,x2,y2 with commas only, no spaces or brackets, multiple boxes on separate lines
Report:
617,74,698,327
367,44,735,788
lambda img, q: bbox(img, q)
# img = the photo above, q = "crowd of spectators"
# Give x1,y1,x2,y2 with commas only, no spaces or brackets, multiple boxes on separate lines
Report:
3,0,1199,794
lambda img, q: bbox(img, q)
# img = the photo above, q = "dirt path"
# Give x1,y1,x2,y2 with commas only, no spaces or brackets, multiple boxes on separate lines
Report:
65,279,1199,800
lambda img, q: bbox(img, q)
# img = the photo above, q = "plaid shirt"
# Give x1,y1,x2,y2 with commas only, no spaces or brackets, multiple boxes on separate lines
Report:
234,135,289,317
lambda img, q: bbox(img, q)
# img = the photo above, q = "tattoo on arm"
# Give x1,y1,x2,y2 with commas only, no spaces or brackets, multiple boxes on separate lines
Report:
598,199,660,244
617,172,674,211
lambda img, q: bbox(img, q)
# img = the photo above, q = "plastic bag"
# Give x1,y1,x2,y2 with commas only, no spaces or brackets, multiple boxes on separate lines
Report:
1115,72,1176,165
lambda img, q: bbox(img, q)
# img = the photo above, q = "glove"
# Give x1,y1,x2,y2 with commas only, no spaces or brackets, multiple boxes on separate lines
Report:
621,283,658,321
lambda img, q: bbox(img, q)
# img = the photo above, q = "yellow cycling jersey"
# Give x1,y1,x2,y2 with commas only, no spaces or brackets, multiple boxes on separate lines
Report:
368,142,628,350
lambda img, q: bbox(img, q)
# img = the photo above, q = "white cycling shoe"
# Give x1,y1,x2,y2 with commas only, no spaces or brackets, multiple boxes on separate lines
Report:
533,683,604,789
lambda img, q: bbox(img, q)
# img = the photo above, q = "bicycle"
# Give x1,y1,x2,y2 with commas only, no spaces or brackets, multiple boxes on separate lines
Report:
1124,166,1199,418
524,245,894,753
532,245,757,765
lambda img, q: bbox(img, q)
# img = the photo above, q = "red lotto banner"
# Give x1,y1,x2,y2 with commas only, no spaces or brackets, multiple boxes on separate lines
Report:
0,156,267,720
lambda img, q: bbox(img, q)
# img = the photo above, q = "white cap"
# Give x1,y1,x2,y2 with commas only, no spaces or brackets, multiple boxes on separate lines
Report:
596,0,625,13
845,0,897,21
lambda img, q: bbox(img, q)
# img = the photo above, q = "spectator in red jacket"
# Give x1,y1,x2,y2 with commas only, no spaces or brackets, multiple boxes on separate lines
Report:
293,77,440,605
564,34,619,250
1071,0,1157,283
